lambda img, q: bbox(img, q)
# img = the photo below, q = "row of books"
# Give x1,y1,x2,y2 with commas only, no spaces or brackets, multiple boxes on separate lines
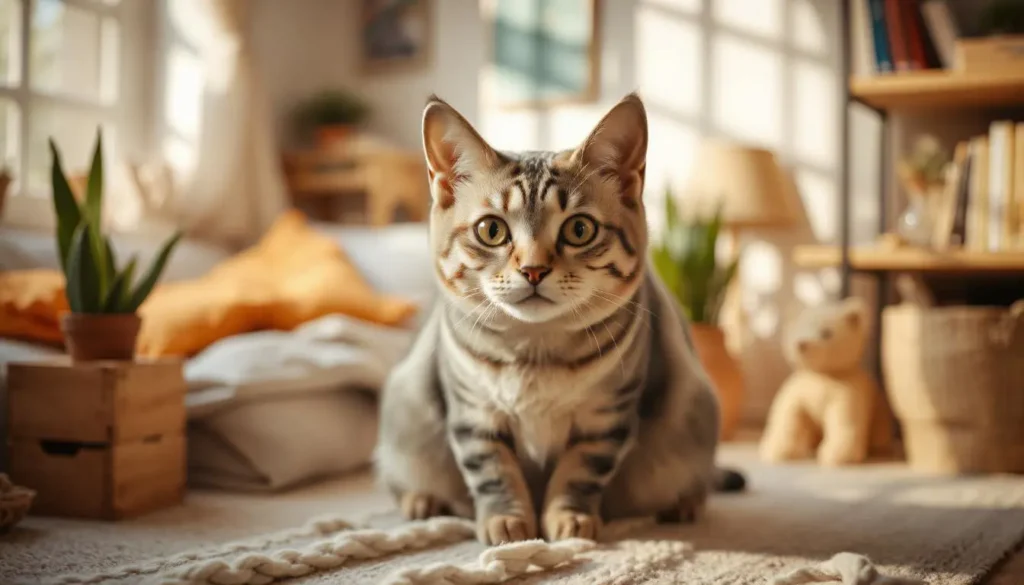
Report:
932,122,1024,251
851,0,961,75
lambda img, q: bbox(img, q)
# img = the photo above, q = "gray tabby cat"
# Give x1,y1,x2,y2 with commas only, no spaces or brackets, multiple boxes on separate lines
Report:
375,92,745,545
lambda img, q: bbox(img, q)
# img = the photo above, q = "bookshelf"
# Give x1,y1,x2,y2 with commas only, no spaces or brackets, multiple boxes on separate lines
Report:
795,245,1024,273
851,70,1024,111
830,0,1024,395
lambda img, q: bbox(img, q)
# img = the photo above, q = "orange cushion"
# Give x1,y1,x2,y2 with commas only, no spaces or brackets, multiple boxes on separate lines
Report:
0,270,68,344
3,211,419,357
136,210,418,357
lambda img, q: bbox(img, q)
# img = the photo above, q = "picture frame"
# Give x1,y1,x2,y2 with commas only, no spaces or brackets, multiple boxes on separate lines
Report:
360,0,434,74
483,0,601,109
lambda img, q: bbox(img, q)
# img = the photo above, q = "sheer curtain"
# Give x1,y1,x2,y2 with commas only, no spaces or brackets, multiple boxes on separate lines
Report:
166,0,287,248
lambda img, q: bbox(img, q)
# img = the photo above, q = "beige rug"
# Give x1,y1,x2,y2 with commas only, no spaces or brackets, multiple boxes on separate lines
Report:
4,443,1024,585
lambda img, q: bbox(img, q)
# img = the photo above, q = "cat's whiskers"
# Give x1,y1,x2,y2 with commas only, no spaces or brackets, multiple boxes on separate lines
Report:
579,297,627,381
570,297,603,361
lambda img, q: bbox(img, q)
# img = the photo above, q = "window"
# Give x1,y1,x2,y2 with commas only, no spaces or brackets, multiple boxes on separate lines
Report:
0,0,145,223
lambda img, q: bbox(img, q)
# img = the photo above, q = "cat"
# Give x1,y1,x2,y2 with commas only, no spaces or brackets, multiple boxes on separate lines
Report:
374,92,746,545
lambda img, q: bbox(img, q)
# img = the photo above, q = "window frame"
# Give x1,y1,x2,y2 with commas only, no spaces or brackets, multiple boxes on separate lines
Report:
0,0,151,228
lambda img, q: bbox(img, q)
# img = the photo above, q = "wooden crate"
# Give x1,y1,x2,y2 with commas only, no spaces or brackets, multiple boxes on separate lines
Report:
6,358,187,519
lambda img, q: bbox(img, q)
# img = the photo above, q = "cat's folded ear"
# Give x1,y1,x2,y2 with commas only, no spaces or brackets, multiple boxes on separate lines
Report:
568,92,649,204
422,95,502,206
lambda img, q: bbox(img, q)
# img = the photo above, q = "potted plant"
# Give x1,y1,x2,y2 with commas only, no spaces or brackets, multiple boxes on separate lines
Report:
292,89,371,149
50,130,181,361
651,187,743,440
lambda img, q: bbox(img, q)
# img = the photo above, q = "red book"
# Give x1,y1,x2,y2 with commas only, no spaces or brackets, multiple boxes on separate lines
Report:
885,0,911,71
902,0,928,69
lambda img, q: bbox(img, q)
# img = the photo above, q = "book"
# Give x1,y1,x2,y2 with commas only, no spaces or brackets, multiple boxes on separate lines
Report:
884,0,911,71
948,142,973,248
988,121,1015,251
932,140,968,249
920,0,960,68
966,135,989,251
902,0,928,69
1015,123,1024,247
851,0,878,75
867,0,894,72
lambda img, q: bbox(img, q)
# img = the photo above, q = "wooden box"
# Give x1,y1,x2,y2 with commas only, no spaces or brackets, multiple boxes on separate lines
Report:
954,36,1024,74
6,358,187,519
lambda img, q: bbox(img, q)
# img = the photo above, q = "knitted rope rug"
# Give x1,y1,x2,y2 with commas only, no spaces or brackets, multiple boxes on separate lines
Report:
11,448,1024,585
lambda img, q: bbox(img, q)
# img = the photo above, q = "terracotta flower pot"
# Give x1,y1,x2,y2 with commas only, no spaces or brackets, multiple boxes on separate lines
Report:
690,323,744,441
61,313,142,361
315,124,354,150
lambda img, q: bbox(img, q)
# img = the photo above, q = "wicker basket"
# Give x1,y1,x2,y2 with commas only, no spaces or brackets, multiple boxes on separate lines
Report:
882,301,1024,474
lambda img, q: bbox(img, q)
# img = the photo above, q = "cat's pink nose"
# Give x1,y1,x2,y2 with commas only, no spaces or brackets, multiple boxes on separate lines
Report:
519,265,551,286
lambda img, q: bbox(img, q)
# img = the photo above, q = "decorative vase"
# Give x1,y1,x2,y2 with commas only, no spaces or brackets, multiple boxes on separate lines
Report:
315,124,354,150
690,323,744,441
896,192,934,247
61,313,141,361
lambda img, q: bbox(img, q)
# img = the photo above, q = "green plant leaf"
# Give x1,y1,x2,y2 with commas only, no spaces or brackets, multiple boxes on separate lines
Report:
49,139,82,274
84,130,109,299
102,264,132,313
85,128,103,227
118,256,137,310
66,222,101,313
126,231,182,312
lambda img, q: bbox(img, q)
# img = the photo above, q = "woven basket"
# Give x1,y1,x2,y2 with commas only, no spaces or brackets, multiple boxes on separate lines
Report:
882,301,1024,474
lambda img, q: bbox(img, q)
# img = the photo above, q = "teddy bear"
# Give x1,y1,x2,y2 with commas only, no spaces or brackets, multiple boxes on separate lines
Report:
759,297,892,466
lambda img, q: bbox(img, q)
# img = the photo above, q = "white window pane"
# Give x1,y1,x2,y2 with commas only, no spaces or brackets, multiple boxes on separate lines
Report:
0,0,22,86
31,0,117,103
27,105,115,194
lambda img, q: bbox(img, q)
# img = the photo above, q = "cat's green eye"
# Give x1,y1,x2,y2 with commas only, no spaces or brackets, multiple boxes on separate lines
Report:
560,214,599,247
475,216,511,246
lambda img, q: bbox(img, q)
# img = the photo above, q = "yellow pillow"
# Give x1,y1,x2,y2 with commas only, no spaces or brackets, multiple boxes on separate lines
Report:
137,211,418,357
0,270,68,344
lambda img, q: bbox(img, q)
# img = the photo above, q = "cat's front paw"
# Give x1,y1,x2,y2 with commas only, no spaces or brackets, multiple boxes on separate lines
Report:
477,512,537,545
542,508,600,541
400,491,450,520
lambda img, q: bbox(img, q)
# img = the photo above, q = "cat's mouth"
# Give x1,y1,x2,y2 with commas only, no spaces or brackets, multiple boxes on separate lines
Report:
513,291,555,305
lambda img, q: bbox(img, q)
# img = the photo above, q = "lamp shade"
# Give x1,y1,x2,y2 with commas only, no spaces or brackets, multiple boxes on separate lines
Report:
683,140,799,229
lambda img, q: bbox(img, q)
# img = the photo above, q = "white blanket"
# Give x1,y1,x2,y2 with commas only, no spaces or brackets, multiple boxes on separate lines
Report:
184,314,416,492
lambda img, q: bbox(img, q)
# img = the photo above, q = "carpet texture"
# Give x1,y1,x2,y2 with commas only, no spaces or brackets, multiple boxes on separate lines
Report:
3,444,1024,585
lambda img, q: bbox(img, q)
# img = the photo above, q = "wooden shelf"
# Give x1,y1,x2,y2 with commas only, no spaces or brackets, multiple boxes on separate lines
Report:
850,70,1024,111
794,245,1024,273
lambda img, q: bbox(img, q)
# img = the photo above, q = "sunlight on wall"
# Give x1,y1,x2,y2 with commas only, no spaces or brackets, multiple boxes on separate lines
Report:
642,0,701,14
793,59,837,170
635,6,702,118
645,110,699,234
548,106,607,149
711,34,784,149
795,167,838,242
713,0,783,39
790,0,829,54
478,107,539,152
162,45,202,174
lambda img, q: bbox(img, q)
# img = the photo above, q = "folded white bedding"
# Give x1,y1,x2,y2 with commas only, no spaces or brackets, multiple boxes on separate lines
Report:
184,314,418,492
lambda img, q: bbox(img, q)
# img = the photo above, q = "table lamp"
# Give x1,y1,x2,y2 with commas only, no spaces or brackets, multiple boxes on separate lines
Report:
684,139,800,250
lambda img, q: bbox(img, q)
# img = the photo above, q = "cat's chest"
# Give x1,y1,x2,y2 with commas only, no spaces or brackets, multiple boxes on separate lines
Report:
484,366,598,462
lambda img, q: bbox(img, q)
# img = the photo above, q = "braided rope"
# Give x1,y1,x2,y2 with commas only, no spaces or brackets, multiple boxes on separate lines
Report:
148,517,478,585
42,515,357,585
380,537,595,585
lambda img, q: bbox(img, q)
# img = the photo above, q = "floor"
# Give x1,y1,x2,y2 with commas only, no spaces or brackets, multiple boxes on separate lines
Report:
3,437,1024,584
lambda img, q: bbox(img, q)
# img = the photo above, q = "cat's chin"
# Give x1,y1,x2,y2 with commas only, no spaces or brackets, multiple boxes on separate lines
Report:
497,298,569,324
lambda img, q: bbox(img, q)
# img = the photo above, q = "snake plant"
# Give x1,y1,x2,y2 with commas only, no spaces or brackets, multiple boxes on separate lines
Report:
650,186,738,326
50,129,182,314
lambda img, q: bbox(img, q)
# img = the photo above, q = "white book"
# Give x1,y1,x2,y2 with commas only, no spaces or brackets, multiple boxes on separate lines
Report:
988,122,1011,251
851,0,877,75
921,0,960,68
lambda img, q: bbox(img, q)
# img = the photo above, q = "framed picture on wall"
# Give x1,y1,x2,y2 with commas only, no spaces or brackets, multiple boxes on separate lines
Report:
360,0,433,73
484,0,601,109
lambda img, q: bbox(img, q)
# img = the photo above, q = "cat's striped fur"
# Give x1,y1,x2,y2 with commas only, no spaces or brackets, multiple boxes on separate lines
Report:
375,92,745,545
